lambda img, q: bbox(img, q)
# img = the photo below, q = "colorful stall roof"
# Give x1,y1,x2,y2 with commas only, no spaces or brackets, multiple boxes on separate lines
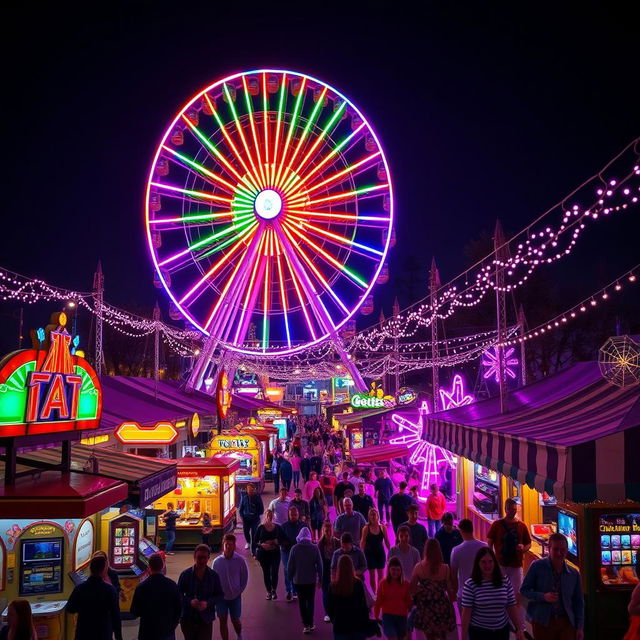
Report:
176,456,240,477
15,444,177,507
349,443,410,464
425,361,640,503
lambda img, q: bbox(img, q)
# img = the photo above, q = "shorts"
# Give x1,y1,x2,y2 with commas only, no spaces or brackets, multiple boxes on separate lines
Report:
216,596,242,619
382,613,408,638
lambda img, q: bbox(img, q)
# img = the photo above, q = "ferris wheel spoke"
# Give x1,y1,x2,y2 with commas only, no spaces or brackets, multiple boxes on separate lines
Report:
286,218,384,259
181,112,258,194
273,235,292,348
160,145,238,194
270,72,288,187
261,73,271,185
241,76,268,187
204,94,263,193
299,151,382,197
150,181,235,207
273,77,307,190
149,209,248,228
282,221,367,290
286,209,390,225
283,119,364,198
306,183,389,207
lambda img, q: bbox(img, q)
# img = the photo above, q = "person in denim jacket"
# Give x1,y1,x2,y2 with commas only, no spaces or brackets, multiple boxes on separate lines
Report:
520,533,584,640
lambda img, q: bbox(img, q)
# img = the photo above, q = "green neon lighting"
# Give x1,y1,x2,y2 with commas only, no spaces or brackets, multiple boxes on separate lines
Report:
197,221,258,262
188,215,255,253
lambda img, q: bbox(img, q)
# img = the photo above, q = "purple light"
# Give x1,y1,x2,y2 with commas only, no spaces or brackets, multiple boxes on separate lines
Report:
389,410,456,501
439,373,474,410
482,346,519,383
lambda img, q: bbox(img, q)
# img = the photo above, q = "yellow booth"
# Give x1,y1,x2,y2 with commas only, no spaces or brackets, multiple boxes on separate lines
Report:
206,432,264,492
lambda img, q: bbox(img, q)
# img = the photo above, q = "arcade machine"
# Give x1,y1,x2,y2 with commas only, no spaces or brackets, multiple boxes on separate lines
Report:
206,432,264,493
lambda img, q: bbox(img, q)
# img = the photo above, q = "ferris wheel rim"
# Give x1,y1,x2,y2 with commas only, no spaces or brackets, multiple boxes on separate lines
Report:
145,68,395,357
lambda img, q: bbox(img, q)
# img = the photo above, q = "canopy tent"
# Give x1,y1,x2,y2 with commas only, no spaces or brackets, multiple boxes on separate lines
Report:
349,443,410,464
425,362,640,503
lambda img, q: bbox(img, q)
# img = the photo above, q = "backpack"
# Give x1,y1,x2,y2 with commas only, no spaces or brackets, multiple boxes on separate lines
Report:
500,520,519,563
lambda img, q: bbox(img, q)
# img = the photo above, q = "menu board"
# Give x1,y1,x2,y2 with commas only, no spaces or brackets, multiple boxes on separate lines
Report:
109,516,140,571
599,513,640,586
20,538,63,595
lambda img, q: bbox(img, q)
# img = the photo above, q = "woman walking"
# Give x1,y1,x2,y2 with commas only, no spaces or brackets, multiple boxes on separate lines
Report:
460,547,525,640
0,600,38,640
409,538,457,640
318,520,341,623
327,554,370,640
374,557,412,640
309,487,329,541
255,508,282,600
360,507,391,592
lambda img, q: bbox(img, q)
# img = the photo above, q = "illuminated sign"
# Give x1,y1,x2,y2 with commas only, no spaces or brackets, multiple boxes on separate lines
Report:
80,434,109,446
210,433,257,451
191,413,200,438
396,387,417,406
350,386,417,410
439,374,474,410
265,386,284,402
0,313,101,437
29,525,58,536
114,421,179,445
217,371,231,419
257,408,283,419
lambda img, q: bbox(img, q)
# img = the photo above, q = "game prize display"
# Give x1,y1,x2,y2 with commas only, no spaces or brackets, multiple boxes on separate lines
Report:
598,513,640,586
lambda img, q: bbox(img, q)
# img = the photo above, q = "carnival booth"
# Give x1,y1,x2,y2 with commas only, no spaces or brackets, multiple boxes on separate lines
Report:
205,432,264,492
424,362,640,640
242,424,278,479
0,313,129,639
152,456,239,548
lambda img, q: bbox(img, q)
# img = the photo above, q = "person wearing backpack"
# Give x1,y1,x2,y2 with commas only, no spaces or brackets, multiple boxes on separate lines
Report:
487,498,531,604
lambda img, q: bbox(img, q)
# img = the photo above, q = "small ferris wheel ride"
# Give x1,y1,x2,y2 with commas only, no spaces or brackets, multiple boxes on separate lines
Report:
145,69,394,391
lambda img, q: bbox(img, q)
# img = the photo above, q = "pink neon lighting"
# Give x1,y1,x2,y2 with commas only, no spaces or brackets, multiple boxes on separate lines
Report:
389,409,456,500
144,69,394,357
439,374,475,410
482,346,519,383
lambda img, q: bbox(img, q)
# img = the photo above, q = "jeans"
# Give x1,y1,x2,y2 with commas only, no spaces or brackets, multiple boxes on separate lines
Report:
427,518,441,538
165,529,176,552
274,473,280,493
469,623,510,639
377,497,390,522
295,583,316,627
242,517,259,555
282,477,292,491
257,549,280,592
281,549,297,595
293,471,301,488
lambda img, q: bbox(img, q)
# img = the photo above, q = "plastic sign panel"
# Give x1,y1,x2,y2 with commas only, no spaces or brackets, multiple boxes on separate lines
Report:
350,386,417,410
191,413,200,438
114,421,179,445
210,434,257,450
0,313,101,438
217,371,231,419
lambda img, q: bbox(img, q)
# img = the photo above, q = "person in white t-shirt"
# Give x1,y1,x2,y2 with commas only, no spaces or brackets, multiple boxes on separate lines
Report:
450,518,487,603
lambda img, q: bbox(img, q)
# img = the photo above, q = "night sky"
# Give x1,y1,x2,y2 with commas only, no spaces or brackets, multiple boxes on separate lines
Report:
1,3,638,352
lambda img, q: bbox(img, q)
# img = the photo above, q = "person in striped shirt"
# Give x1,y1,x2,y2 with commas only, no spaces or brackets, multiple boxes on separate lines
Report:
460,547,525,640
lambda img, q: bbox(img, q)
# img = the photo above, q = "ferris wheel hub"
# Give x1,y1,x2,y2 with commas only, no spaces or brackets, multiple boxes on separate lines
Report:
254,189,283,220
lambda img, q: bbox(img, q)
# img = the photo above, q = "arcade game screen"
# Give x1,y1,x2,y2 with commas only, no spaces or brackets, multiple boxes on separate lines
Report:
599,513,640,586
112,525,138,569
20,538,63,595
557,510,579,559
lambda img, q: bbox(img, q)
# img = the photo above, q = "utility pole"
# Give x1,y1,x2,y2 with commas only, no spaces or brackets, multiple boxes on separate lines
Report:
92,261,104,375
153,302,161,398
517,304,527,386
379,308,386,393
494,221,508,413
430,257,441,412
392,296,400,394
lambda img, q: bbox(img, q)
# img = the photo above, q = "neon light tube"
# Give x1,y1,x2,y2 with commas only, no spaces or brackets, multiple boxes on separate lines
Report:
151,182,232,204
274,77,307,189
242,75,267,186
307,183,389,206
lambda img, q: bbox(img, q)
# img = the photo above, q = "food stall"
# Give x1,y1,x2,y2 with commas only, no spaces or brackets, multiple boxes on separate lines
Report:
205,432,264,492
152,456,239,548
242,424,278,481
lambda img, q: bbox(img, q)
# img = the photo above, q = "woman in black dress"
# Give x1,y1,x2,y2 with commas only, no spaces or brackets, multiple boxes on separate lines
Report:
255,508,282,600
359,507,390,593
309,487,328,542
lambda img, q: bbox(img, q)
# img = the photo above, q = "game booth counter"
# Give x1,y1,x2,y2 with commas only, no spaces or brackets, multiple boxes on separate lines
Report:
241,423,279,480
0,313,131,639
152,456,240,549
423,362,640,640
205,432,264,493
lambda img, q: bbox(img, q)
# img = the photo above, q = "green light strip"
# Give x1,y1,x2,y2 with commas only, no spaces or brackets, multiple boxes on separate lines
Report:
197,220,258,262
274,78,306,188
188,215,255,253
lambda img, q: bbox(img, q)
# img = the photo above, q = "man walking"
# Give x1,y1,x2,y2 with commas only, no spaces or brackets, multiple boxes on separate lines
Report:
426,483,447,538
389,481,413,534
435,512,463,564
268,487,291,525
374,469,393,523
334,497,367,543
388,525,421,582
288,527,323,634
66,554,122,640
488,497,532,601
177,544,224,640
399,503,428,556
279,505,305,601
161,502,179,554
449,518,487,603
352,482,374,521
333,471,355,515
279,455,293,491
521,533,585,640
291,487,310,523
212,534,249,640
239,483,264,555
330,532,367,580
131,552,181,640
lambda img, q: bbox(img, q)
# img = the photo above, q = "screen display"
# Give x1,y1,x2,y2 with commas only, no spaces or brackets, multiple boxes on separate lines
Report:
111,518,139,570
557,510,578,559
599,513,640,586
20,538,64,595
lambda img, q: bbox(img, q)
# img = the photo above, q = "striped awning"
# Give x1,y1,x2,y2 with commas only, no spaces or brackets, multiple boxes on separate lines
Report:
426,362,640,503
350,443,410,463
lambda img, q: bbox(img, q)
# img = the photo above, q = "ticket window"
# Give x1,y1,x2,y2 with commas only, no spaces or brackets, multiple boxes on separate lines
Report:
156,475,221,525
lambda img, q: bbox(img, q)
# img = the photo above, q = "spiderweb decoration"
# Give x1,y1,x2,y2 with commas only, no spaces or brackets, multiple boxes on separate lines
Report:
598,335,640,387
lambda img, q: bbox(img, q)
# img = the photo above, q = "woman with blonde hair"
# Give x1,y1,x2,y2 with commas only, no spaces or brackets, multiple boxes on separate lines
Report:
410,538,457,640
374,557,412,640
0,600,37,640
360,507,390,592
327,554,369,640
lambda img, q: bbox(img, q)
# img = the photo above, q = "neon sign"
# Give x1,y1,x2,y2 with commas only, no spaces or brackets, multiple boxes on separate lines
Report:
482,347,519,383
439,374,474,410
114,421,179,445
217,371,231,419
0,313,101,437
350,386,417,410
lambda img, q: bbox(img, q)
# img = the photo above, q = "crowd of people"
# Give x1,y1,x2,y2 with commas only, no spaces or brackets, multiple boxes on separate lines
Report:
4,417,636,640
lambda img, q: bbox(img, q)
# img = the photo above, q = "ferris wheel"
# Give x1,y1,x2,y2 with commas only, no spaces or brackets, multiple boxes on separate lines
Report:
145,69,394,361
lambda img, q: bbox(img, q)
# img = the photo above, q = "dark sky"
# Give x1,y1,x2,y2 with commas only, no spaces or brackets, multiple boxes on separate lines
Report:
1,2,638,350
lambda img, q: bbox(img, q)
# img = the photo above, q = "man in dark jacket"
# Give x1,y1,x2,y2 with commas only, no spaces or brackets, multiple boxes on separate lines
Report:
352,482,374,520
279,505,305,601
238,482,264,556
177,544,224,640
131,552,181,640
66,555,122,640
279,456,293,491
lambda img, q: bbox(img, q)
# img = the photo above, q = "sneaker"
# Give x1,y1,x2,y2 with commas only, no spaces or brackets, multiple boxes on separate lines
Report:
244,543,250,549
166,551,175,555
309,625,315,632
302,627,311,634
265,592,272,600
293,593,298,600
271,590,277,600
323,616,330,623
286,592,293,601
